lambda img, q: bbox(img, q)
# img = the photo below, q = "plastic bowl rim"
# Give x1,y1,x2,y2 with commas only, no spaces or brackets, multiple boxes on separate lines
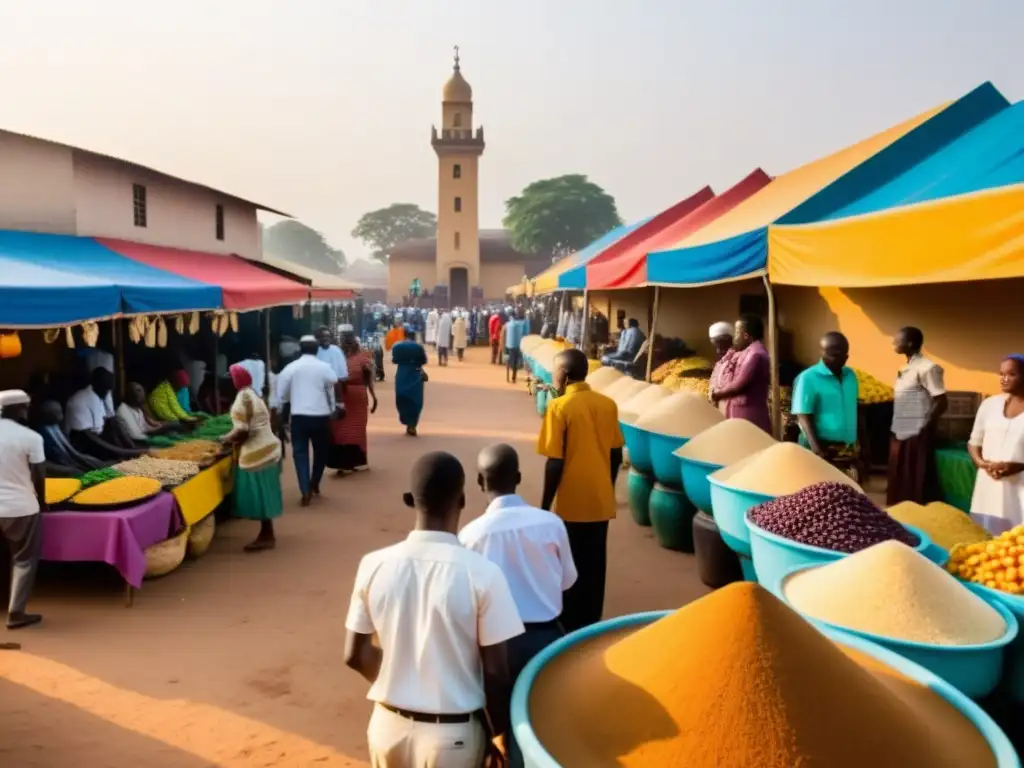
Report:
706,475,777,501
675,454,725,471
775,563,1020,653
964,580,1024,613
744,513,936,562
509,609,1019,768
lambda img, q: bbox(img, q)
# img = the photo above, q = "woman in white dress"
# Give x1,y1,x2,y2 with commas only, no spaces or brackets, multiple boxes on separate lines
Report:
425,309,439,346
968,355,1024,532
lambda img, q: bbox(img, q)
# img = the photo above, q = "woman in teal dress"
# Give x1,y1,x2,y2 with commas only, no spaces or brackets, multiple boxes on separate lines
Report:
391,327,428,437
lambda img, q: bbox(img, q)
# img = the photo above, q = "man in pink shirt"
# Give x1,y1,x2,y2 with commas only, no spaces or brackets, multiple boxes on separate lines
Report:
710,315,772,434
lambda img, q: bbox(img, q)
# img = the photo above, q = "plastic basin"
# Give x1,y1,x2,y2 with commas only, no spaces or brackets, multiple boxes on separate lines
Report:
620,423,653,473
648,433,688,487
510,610,1019,768
535,388,549,418
625,467,653,527
964,583,1024,703
746,518,942,596
677,455,723,515
777,564,1019,699
707,478,774,558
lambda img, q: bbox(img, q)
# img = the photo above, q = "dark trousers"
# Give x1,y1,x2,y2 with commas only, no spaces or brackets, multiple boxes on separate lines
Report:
290,415,331,496
438,347,449,366
561,521,609,633
490,339,500,364
1,514,41,616
507,621,565,767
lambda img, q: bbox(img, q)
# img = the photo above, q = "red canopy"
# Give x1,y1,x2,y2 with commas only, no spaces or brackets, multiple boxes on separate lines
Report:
99,239,310,310
586,169,773,289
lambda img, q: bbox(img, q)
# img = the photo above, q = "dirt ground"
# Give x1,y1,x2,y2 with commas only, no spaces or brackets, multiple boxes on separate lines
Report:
0,346,709,767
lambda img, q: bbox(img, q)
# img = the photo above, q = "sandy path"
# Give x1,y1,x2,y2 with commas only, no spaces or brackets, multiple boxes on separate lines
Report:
0,346,708,766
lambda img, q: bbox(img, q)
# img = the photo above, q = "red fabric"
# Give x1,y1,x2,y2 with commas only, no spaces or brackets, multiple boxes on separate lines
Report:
311,288,355,300
171,369,190,390
229,364,252,390
97,239,309,310
488,314,502,341
586,170,773,289
331,350,371,453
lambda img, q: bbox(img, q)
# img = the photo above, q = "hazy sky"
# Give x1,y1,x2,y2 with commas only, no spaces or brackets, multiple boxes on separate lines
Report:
1,1,1020,263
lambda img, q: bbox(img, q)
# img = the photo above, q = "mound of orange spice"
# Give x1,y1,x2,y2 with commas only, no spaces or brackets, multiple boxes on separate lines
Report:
527,583,996,767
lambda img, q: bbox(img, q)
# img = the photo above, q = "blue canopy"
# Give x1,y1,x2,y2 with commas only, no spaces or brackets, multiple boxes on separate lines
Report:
0,231,222,327
646,81,1009,286
556,218,651,290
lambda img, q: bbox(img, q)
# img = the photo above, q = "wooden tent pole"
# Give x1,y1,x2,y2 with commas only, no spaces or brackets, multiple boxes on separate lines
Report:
645,286,661,383
763,275,781,439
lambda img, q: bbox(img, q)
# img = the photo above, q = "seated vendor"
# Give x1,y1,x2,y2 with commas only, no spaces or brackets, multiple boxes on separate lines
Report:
65,369,143,460
118,382,173,445
601,318,645,368
35,400,108,476
148,370,197,423
791,332,862,467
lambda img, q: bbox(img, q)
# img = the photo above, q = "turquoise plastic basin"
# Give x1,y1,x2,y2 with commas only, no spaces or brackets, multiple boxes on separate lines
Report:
535,388,549,417
746,517,942,596
707,478,774,557
648,433,688,487
620,422,653,473
677,455,723,514
965,583,1024,703
510,610,1020,767
777,564,1019,699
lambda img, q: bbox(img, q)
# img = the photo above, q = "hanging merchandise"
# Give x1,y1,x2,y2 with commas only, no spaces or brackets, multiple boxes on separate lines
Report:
64,326,75,348
175,315,185,334
43,328,61,344
0,332,22,359
189,311,200,335
81,321,100,348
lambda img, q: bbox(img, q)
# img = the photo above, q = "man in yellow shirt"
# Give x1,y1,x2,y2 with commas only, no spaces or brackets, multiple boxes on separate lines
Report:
538,349,624,632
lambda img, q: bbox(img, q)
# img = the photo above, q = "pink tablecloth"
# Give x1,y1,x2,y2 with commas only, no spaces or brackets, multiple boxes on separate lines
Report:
41,492,183,588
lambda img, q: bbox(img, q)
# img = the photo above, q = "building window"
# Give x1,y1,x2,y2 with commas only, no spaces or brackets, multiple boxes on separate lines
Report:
132,184,147,228
453,112,463,128
454,196,462,213
215,204,225,241
454,231,461,250
453,164,462,179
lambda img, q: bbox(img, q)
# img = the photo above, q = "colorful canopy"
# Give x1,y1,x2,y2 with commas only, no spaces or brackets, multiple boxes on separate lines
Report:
585,170,772,290
0,231,221,327
99,239,310,310
255,254,359,300
768,98,1024,287
558,187,715,290
528,218,651,295
646,82,1008,287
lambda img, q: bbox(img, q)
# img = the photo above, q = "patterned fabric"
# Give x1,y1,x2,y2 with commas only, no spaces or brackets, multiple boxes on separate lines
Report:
230,387,282,471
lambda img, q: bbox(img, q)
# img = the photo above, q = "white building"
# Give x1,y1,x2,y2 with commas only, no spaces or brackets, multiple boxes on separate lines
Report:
0,128,286,259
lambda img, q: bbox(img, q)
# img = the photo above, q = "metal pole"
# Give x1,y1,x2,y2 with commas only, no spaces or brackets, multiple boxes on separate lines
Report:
645,286,661,383
264,308,272,401
580,289,589,352
763,275,781,439
213,333,221,415
113,319,126,403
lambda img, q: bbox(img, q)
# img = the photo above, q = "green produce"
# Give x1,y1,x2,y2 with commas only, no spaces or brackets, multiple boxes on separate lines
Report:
78,467,124,489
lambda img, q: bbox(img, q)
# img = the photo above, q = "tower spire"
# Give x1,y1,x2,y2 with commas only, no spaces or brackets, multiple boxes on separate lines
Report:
453,45,460,73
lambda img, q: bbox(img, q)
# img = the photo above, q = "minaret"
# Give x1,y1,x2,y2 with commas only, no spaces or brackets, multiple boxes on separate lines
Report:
431,46,484,309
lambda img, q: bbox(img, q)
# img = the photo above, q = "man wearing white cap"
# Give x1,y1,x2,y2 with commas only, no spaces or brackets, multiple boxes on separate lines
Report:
708,321,737,414
275,335,342,506
0,390,46,629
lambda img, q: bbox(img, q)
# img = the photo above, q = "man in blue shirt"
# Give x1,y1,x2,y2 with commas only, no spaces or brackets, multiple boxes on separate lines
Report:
503,309,529,384
791,332,860,465
600,318,645,372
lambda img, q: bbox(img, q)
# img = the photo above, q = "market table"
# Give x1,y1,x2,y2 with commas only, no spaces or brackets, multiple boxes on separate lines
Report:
41,491,183,596
171,457,233,526
935,444,976,513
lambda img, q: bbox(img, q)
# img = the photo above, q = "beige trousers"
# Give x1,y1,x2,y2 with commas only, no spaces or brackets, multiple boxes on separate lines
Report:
368,704,486,768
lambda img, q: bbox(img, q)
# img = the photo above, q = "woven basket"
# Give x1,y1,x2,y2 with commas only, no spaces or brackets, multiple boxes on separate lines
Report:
186,515,217,558
144,529,188,578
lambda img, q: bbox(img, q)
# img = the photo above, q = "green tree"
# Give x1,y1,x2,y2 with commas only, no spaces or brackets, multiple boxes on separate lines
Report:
503,174,623,257
352,203,437,262
261,220,346,274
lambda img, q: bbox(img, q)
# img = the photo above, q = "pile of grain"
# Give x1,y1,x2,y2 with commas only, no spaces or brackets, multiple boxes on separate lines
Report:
527,582,996,767
888,502,991,551
674,418,777,466
633,392,724,437
710,442,858,496
520,335,544,354
603,378,649,408
619,384,672,424
586,366,625,392
785,541,1006,645
749,482,918,553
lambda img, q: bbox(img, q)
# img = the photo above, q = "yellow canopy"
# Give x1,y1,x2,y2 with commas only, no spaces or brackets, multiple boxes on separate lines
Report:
653,104,946,252
532,254,578,295
768,183,1024,287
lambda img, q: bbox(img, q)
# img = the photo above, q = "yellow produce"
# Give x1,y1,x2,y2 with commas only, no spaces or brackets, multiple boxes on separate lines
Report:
663,374,711,399
74,476,162,506
152,440,222,463
947,522,1024,595
853,368,894,405
888,501,991,551
651,356,714,384
148,380,190,422
45,478,82,505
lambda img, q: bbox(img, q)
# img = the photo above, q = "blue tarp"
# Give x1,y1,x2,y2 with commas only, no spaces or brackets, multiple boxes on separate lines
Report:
0,231,222,327
647,81,1009,286
556,218,651,290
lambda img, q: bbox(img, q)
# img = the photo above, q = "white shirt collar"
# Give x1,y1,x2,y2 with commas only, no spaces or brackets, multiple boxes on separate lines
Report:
406,530,460,545
483,494,526,515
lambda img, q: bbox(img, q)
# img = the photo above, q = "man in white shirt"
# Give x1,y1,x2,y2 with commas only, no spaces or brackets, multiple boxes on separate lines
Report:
460,444,576,766
0,390,46,629
275,336,342,506
66,369,141,460
83,347,116,417
316,326,350,381
116,383,166,444
345,452,524,768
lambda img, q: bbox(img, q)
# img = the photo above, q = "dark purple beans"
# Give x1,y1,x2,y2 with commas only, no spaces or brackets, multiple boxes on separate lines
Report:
748,482,918,554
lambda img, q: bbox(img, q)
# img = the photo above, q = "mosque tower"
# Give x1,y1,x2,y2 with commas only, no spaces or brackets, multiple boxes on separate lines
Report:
431,46,484,308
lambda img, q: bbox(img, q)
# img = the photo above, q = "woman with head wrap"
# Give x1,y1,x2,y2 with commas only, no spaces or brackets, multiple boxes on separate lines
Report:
327,332,378,473
222,364,284,551
171,370,192,414
967,354,1024,533
391,326,428,436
